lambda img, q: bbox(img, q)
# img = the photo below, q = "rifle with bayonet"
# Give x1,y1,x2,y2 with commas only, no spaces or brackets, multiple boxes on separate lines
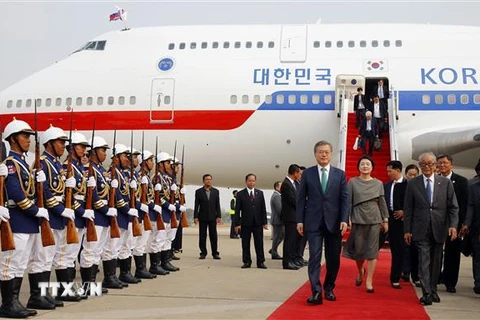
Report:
179,145,188,228
108,130,121,238
84,119,98,242
153,137,165,230
140,131,153,231
64,108,79,244
34,100,55,247
169,140,179,229
0,121,15,251
129,131,142,237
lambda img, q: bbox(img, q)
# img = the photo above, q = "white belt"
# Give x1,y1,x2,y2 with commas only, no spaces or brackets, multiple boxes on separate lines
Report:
74,195,85,201
7,200,16,208
100,200,108,206
54,196,64,203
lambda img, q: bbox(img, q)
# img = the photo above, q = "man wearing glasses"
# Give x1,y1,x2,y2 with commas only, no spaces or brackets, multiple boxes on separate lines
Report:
404,152,459,305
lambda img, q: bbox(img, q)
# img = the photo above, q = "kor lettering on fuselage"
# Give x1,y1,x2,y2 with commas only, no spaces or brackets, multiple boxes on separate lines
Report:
421,67,478,85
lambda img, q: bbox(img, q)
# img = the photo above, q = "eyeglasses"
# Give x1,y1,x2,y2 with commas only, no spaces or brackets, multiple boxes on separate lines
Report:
419,161,436,167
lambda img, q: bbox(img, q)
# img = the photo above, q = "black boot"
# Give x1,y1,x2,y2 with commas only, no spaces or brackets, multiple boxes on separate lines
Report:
149,253,169,276
112,259,128,288
171,249,180,261
79,267,92,300
55,269,81,302
68,267,76,282
26,273,56,310
11,278,37,317
90,265,108,295
102,260,124,289
0,279,31,318
134,255,156,279
118,257,141,284
43,271,63,307
161,251,179,272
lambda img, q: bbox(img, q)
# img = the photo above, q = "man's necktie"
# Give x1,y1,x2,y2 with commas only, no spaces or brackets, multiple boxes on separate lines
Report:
294,180,299,190
249,190,254,201
426,178,432,205
390,181,396,211
321,168,327,193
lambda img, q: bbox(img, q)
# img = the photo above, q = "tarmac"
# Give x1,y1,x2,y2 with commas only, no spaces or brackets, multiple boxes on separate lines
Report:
20,225,480,319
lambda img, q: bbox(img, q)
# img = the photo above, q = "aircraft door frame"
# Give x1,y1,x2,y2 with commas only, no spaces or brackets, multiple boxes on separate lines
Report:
335,75,366,114
150,78,175,123
280,25,307,63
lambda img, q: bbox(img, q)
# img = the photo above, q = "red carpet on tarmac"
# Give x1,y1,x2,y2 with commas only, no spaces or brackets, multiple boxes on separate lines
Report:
268,251,429,320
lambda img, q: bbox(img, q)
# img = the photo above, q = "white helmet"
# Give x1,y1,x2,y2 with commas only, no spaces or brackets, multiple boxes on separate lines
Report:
71,132,90,146
172,157,181,164
143,150,154,161
4,118,35,140
92,136,109,149
42,125,68,145
130,148,140,155
156,152,171,163
114,143,130,155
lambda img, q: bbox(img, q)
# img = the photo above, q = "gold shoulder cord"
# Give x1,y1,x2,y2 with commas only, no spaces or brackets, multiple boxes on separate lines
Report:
12,157,34,198
73,165,87,196
117,168,129,196
46,159,65,194
94,167,109,199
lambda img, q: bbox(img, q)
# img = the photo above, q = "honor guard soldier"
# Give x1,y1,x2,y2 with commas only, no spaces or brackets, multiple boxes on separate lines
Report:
171,157,185,260
0,118,49,318
40,125,79,305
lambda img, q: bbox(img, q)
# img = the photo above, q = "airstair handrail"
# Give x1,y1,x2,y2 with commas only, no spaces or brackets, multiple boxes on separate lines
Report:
338,86,348,171
389,86,399,161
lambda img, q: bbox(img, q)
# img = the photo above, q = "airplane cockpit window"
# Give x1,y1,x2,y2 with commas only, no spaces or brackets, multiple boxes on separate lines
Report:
313,41,320,48
16,100,22,108
257,41,263,48
76,97,82,106
26,99,32,108
242,95,249,104
348,41,355,48
268,41,275,48
97,97,104,106
265,95,273,104
384,40,390,47
201,42,208,49
87,97,93,106
447,94,456,105
474,94,480,104
168,43,175,50
108,96,114,105
230,95,237,104
7,100,12,108
372,40,379,47
56,98,62,107
212,42,219,48
395,40,402,47
223,42,230,48
46,98,52,107
190,42,197,49
246,41,252,48
85,42,96,50
461,94,469,105
118,96,125,105
73,40,107,53
422,94,431,104
96,41,106,50
234,41,241,49
179,42,186,50
336,41,343,48
325,41,332,48
129,96,136,105
360,40,367,47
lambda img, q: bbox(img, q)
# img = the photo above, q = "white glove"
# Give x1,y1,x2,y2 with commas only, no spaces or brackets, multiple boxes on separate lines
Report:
36,170,46,183
140,203,149,213
110,179,119,189
153,205,162,214
129,180,137,190
65,176,76,188
61,208,75,221
0,206,10,222
168,204,176,212
170,184,177,192
180,187,186,195
106,208,117,217
128,208,139,217
82,209,95,221
87,176,96,188
36,208,49,221
0,164,8,177
141,176,148,185
179,205,186,213
154,184,161,191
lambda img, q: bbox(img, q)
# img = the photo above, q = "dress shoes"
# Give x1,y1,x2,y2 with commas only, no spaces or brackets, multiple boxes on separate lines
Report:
283,262,300,270
413,280,422,288
241,263,251,269
213,254,221,260
199,254,206,260
324,291,336,301
473,287,480,294
446,286,456,293
257,263,267,269
306,292,323,305
355,268,366,287
391,283,402,289
431,292,440,303
366,287,374,294
268,249,272,254
271,254,282,260
300,259,308,266
419,294,433,306
401,274,410,282
293,260,304,268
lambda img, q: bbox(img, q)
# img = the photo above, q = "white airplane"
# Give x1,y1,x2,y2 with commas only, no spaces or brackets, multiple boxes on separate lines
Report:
1,23,480,188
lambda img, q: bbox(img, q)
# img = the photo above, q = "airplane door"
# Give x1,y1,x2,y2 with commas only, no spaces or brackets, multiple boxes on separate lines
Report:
335,75,366,113
280,25,307,62
150,78,175,123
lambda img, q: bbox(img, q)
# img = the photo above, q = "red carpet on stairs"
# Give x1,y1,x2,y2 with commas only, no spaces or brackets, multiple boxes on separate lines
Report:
267,252,429,320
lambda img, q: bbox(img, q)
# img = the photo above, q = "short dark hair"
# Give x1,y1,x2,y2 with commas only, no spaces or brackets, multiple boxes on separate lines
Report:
288,164,300,175
372,94,379,98
357,87,363,92
273,181,281,190
202,174,212,181
386,160,402,171
405,164,419,174
299,166,306,171
245,173,256,181
232,190,238,195
436,154,453,163
314,140,333,153
357,156,374,170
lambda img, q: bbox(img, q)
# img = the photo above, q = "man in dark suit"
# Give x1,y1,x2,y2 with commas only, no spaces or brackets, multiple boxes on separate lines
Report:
354,87,368,128
297,141,349,305
436,154,469,293
281,164,302,270
368,95,388,136
370,79,389,108
404,152,459,305
234,173,268,269
194,174,221,260
358,111,378,157
462,179,480,294
269,181,283,260
384,160,408,289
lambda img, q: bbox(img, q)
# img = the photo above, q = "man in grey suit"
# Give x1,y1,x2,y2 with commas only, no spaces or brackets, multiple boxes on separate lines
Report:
404,152,459,306
269,181,283,260
297,141,349,305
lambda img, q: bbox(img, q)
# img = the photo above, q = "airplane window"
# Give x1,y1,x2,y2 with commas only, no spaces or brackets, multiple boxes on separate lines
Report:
26,99,32,108
268,41,274,48
257,41,263,48
372,40,378,47
395,40,402,47
230,95,237,104
348,41,355,48
56,98,62,106
190,42,196,49
87,97,93,106
447,94,456,105
97,97,104,106
96,41,106,50
85,42,97,50
324,94,332,105
313,41,320,48
234,41,241,49
46,98,52,107
383,40,390,47
223,42,230,49
118,96,125,105
300,94,308,104
168,43,175,50
164,96,171,104
474,94,480,104
246,41,252,48
360,40,367,47
253,95,260,104
242,95,249,104
179,43,186,50
460,94,469,105
16,100,22,108
66,97,72,106
76,97,82,106
288,94,296,104
7,100,12,108
36,99,42,107
129,96,136,105
201,42,207,49
434,94,443,104
312,95,320,104
108,96,114,105
422,94,431,104
276,94,284,104
265,95,272,104
336,41,343,48
325,41,332,48
212,42,219,49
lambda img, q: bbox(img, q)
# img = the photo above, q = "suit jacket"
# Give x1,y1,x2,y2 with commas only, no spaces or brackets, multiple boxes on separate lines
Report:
194,187,221,222
296,165,349,233
270,191,282,225
367,100,387,120
403,175,459,243
359,117,379,138
465,181,480,235
449,172,469,229
384,178,408,218
281,177,297,223
234,188,267,227
371,85,390,100
353,94,368,111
